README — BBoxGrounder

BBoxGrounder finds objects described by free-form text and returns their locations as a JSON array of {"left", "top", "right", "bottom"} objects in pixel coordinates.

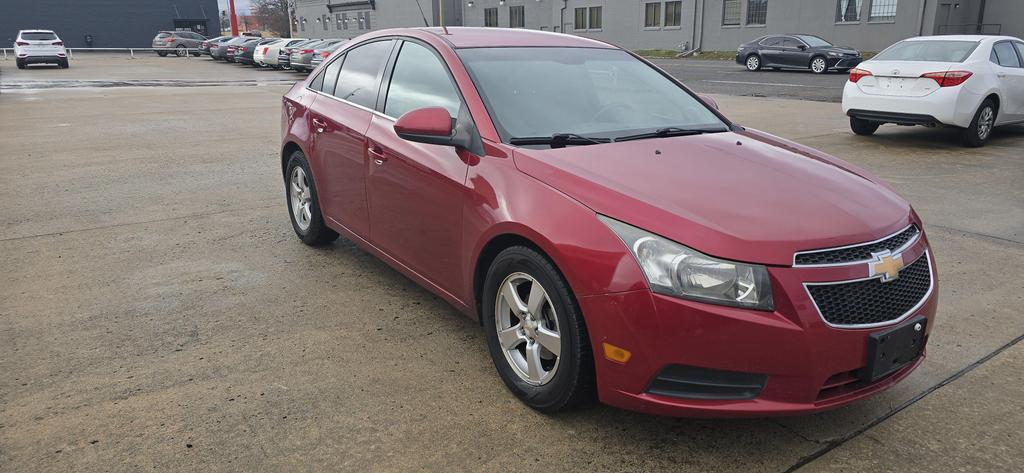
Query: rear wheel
[
  {"left": 285, "top": 151, "right": 338, "bottom": 246},
  {"left": 157, "top": 51, "right": 168, "bottom": 57},
  {"left": 850, "top": 117, "right": 880, "bottom": 136},
  {"left": 482, "top": 246, "right": 595, "bottom": 413},
  {"left": 175, "top": 44, "right": 187, "bottom": 57},
  {"left": 810, "top": 56, "right": 828, "bottom": 74},
  {"left": 16, "top": 58, "right": 26, "bottom": 69},
  {"left": 58, "top": 59, "right": 69, "bottom": 69},
  {"left": 962, "top": 99, "right": 996, "bottom": 147},
  {"left": 745, "top": 54, "right": 762, "bottom": 71}
]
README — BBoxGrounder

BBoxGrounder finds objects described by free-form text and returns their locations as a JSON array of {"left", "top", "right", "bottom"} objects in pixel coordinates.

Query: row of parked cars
[{"left": 195, "top": 35, "right": 347, "bottom": 72}]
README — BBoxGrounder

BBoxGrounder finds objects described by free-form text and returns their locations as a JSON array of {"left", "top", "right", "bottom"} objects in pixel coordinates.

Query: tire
[
  {"left": 810, "top": 56, "right": 828, "bottom": 74},
  {"left": 175, "top": 45, "right": 187, "bottom": 57},
  {"left": 284, "top": 151, "right": 339, "bottom": 246},
  {"left": 482, "top": 246, "right": 595, "bottom": 413},
  {"left": 16, "top": 59, "right": 26, "bottom": 69},
  {"left": 850, "top": 117, "right": 880, "bottom": 136},
  {"left": 59, "top": 59, "right": 69, "bottom": 69},
  {"left": 745, "top": 54, "right": 762, "bottom": 71},
  {"left": 961, "top": 99, "right": 997, "bottom": 147},
  {"left": 157, "top": 51, "right": 168, "bottom": 57}
]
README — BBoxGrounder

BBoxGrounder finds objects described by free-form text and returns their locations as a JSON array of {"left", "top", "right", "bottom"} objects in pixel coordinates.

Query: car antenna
[{"left": 439, "top": 0, "right": 449, "bottom": 35}]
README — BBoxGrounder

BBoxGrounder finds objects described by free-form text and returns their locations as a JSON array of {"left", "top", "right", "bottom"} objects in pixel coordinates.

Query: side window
[
  {"left": 384, "top": 42, "right": 462, "bottom": 119},
  {"left": 760, "top": 36, "right": 782, "bottom": 47},
  {"left": 1016, "top": 43, "right": 1024, "bottom": 64},
  {"left": 321, "top": 55, "right": 345, "bottom": 96},
  {"left": 334, "top": 40, "right": 393, "bottom": 108},
  {"left": 992, "top": 41, "right": 1021, "bottom": 68},
  {"left": 782, "top": 38, "right": 802, "bottom": 48}
]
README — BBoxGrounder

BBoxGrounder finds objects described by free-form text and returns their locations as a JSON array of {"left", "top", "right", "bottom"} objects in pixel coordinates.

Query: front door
[
  {"left": 366, "top": 40, "right": 470, "bottom": 296},
  {"left": 992, "top": 41, "right": 1024, "bottom": 121},
  {"left": 780, "top": 38, "right": 809, "bottom": 68}
]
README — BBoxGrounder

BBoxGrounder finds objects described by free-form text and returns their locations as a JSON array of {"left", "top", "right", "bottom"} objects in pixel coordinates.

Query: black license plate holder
[{"left": 858, "top": 315, "right": 927, "bottom": 382}]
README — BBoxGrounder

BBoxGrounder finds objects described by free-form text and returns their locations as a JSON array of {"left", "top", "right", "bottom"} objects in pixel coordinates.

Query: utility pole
[
  {"left": 287, "top": 0, "right": 296, "bottom": 38},
  {"left": 229, "top": 0, "right": 239, "bottom": 35}
]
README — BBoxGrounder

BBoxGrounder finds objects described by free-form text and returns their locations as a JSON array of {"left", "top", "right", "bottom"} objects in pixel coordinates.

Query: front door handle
[
  {"left": 368, "top": 145, "right": 386, "bottom": 165},
  {"left": 311, "top": 118, "right": 326, "bottom": 133}
]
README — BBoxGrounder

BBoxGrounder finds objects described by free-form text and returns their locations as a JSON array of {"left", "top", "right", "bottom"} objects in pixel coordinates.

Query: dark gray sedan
[{"left": 735, "top": 34, "right": 862, "bottom": 74}]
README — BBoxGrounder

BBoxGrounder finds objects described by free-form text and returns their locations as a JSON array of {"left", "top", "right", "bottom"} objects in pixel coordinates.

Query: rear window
[
  {"left": 156, "top": 32, "right": 172, "bottom": 39},
  {"left": 22, "top": 32, "right": 57, "bottom": 41},
  {"left": 873, "top": 40, "right": 979, "bottom": 62}
]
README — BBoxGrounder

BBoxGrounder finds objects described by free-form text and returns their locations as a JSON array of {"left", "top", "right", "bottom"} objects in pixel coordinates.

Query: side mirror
[
  {"left": 698, "top": 94, "right": 719, "bottom": 110},
  {"left": 797, "top": 44, "right": 807, "bottom": 51},
  {"left": 394, "top": 107, "right": 456, "bottom": 146}
]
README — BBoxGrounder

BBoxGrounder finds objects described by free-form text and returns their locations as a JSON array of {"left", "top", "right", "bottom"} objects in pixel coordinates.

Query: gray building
[
  {"left": 295, "top": 0, "right": 1023, "bottom": 52},
  {"left": 2, "top": 0, "right": 219, "bottom": 48}
]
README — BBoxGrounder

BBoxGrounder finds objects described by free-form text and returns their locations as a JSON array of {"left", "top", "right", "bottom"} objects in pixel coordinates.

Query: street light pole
[{"left": 229, "top": 0, "right": 239, "bottom": 35}]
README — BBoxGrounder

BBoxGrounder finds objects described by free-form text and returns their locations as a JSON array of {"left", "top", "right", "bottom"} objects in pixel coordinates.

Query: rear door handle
[
  {"left": 996, "top": 72, "right": 1006, "bottom": 78},
  {"left": 311, "top": 118, "right": 326, "bottom": 133},
  {"left": 368, "top": 144, "right": 386, "bottom": 165}
]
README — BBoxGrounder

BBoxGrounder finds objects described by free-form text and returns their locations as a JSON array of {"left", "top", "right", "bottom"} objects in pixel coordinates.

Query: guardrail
[{"left": 2, "top": 47, "right": 203, "bottom": 60}]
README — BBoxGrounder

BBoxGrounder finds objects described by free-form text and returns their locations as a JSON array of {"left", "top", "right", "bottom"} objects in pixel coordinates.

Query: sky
[{"left": 217, "top": 0, "right": 252, "bottom": 15}]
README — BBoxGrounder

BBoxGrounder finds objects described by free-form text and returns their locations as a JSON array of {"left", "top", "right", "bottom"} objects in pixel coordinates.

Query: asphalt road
[
  {"left": 1, "top": 55, "right": 1023, "bottom": 472},
  {"left": 651, "top": 58, "right": 851, "bottom": 102}
]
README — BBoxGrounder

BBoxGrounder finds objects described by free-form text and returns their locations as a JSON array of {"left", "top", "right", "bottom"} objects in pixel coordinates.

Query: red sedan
[{"left": 280, "top": 28, "right": 937, "bottom": 418}]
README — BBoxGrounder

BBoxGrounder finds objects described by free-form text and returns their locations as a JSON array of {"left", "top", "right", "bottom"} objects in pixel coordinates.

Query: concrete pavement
[{"left": 1, "top": 56, "right": 1022, "bottom": 472}]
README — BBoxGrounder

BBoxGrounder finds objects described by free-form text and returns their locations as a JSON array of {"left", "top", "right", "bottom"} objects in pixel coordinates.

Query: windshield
[
  {"left": 23, "top": 32, "right": 57, "bottom": 41},
  {"left": 457, "top": 47, "right": 727, "bottom": 143},
  {"left": 795, "top": 35, "right": 831, "bottom": 47},
  {"left": 873, "top": 40, "right": 979, "bottom": 62}
]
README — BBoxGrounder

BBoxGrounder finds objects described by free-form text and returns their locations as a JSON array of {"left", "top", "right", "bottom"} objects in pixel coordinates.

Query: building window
[
  {"left": 644, "top": 3, "right": 661, "bottom": 28},
  {"left": 485, "top": 7, "right": 498, "bottom": 27},
  {"left": 869, "top": 0, "right": 897, "bottom": 22},
  {"left": 300, "top": 17, "right": 306, "bottom": 31},
  {"left": 722, "top": 0, "right": 741, "bottom": 26},
  {"left": 835, "top": 0, "right": 862, "bottom": 22},
  {"left": 510, "top": 5, "right": 525, "bottom": 28},
  {"left": 575, "top": 8, "right": 586, "bottom": 30},
  {"left": 589, "top": 6, "right": 602, "bottom": 29},
  {"left": 323, "top": 14, "right": 330, "bottom": 31},
  {"left": 665, "top": 1, "right": 682, "bottom": 27},
  {"left": 342, "top": 13, "right": 348, "bottom": 30},
  {"left": 336, "top": 13, "right": 342, "bottom": 30},
  {"left": 746, "top": 0, "right": 767, "bottom": 25}
]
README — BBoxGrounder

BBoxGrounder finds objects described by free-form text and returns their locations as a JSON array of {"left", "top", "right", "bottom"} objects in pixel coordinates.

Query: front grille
[
  {"left": 795, "top": 225, "right": 919, "bottom": 266},
  {"left": 806, "top": 253, "right": 931, "bottom": 327}
]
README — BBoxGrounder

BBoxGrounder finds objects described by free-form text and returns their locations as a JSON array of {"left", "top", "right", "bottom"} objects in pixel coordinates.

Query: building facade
[
  {"left": 2, "top": 0, "right": 219, "bottom": 48},
  {"left": 292, "top": 0, "right": 1023, "bottom": 52}
]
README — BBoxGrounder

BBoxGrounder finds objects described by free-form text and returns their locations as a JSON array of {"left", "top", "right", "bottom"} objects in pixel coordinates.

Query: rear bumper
[
  {"left": 841, "top": 81, "right": 980, "bottom": 128},
  {"left": 579, "top": 239, "right": 938, "bottom": 418},
  {"left": 18, "top": 55, "right": 66, "bottom": 64}
]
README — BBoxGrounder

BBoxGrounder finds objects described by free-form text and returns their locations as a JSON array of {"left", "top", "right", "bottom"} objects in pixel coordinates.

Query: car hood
[{"left": 512, "top": 129, "right": 912, "bottom": 266}]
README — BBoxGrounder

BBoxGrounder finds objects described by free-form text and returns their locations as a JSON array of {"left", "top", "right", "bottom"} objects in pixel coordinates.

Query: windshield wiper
[
  {"left": 509, "top": 133, "right": 611, "bottom": 149},
  {"left": 613, "top": 127, "right": 724, "bottom": 143}
]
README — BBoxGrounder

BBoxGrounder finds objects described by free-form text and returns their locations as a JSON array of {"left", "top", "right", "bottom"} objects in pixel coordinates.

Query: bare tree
[{"left": 251, "top": 0, "right": 292, "bottom": 37}]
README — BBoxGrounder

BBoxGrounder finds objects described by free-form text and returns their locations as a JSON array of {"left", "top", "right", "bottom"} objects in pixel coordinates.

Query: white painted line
[{"left": 704, "top": 80, "right": 844, "bottom": 89}]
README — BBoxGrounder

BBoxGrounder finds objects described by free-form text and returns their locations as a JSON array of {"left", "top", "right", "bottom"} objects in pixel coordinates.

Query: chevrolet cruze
[{"left": 281, "top": 28, "right": 938, "bottom": 417}]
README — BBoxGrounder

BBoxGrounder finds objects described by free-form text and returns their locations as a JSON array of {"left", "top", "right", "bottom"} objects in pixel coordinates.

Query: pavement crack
[
  {"left": 769, "top": 419, "right": 827, "bottom": 445},
  {"left": 781, "top": 331, "right": 1024, "bottom": 472},
  {"left": 926, "top": 223, "right": 1024, "bottom": 247}
]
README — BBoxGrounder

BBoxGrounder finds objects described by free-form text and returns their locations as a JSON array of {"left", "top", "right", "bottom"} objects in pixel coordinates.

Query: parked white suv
[
  {"left": 13, "top": 29, "right": 69, "bottom": 69},
  {"left": 842, "top": 35, "right": 1024, "bottom": 147}
]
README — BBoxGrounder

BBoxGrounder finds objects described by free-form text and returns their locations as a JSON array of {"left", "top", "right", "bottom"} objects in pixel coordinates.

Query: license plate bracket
[{"left": 858, "top": 315, "right": 927, "bottom": 382}]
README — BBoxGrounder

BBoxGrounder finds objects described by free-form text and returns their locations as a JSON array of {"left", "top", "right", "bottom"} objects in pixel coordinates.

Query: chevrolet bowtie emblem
[{"left": 869, "top": 251, "right": 904, "bottom": 282}]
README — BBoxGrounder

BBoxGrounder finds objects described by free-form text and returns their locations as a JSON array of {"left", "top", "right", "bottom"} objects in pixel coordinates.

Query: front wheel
[
  {"left": 285, "top": 151, "right": 338, "bottom": 246},
  {"left": 850, "top": 116, "right": 880, "bottom": 136},
  {"left": 745, "top": 54, "right": 761, "bottom": 71},
  {"left": 175, "top": 45, "right": 187, "bottom": 57},
  {"left": 962, "top": 99, "right": 996, "bottom": 147},
  {"left": 482, "top": 246, "right": 595, "bottom": 413},
  {"left": 810, "top": 57, "right": 828, "bottom": 74}
]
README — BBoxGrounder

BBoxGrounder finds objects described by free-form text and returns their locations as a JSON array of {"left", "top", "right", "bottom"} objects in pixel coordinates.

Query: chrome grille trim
[{"left": 793, "top": 224, "right": 920, "bottom": 267}]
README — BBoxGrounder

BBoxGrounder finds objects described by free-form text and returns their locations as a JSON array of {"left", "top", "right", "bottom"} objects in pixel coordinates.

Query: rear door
[
  {"left": 306, "top": 39, "right": 396, "bottom": 239},
  {"left": 991, "top": 41, "right": 1024, "bottom": 121},
  {"left": 758, "top": 36, "right": 784, "bottom": 66},
  {"left": 365, "top": 39, "right": 471, "bottom": 296}
]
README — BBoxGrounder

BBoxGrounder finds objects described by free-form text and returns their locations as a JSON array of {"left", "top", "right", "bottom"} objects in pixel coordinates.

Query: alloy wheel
[
  {"left": 494, "top": 272, "right": 562, "bottom": 386},
  {"left": 746, "top": 55, "right": 760, "bottom": 71},
  {"left": 811, "top": 58, "right": 827, "bottom": 73},
  {"left": 978, "top": 106, "right": 994, "bottom": 140},
  {"left": 289, "top": 166, "right": 312, "bottom": 231}
]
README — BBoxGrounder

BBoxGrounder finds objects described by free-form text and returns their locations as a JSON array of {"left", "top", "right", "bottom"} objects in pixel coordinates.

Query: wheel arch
[
  {"left": 472, "top": 232, "right": 565, "bottom": 324},
  {"left": 281, "top": 140, "right": 304, "bottom": 177}
]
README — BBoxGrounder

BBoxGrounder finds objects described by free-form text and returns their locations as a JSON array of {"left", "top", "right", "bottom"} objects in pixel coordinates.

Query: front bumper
[
  {"left": 829, "top": 56, "right": 863, "bottom": 69},
  {"left": 580, "top": 238, "right": 937, "bottom": 418}
]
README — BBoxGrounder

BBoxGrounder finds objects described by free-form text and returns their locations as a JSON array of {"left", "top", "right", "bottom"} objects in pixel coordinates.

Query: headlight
[
  {"left": 828, "top": 52, "right": 841, "bottom": 57},
  {"left": 599, "top": 216, "right": 774, "bottom": 311}
]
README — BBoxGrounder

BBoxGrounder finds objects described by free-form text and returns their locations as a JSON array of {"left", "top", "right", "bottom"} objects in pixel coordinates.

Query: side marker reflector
[{"left": 603, "top": 342, "right": 632, "bottom": 364}]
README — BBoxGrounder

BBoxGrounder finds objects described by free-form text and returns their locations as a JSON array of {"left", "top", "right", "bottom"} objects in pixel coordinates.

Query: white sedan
[
  {"left": 842, "top": 35, "right": 1024, "bottom": 147},
  {"left": 256, "top": 38, "right": 307, "bottom": 68}
]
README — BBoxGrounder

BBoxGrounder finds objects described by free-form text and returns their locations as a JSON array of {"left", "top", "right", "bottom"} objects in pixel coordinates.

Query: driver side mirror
[
  {"left": 394, "top": 107, "right": 456, "bottom": 146},
  {"left": 797, "top": 44, "right": 807, "bottom": 51},
  {"left": 698, "top": 94, "right": 719, "bottom": 110}
]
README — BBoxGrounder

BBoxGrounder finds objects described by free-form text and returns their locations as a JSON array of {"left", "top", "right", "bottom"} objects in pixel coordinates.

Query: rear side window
[
  {"left": 156, "top": 32, "right": 172, "bottom": 39},
  {"left": 334, "top": 40, "right": 393, "bottom": 109},
  {"left": 759, "top": 36, "right": 782, "bottom": 47},
  {"left": 1016, "top": 43, "right": 1024, "bottom": 62},
  {"left": 321, "top": 57, "right": 344, "bottom": 96},
  {"left": 873, "top": 40, "right": 979, "bottom": 62},
  {"left": 384, "top": 42, "right": 462, "bottom": 118},
  {"left": 22, "top": 32, "right": 58, "bottom": 41},
  {"left": 991, "top": 41, "right": 1022, "bottom": 68}
]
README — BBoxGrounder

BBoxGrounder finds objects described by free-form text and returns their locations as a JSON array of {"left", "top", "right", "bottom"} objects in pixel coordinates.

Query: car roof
[
  {"left": 19, "top": 29, "right": 56, "bottom": 33},
  {"left": 903, "top": 35, "right": 1020, "bottom": 42},
  {"left": 373, "top": 27, "right": 615, "bottom": 49}
]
